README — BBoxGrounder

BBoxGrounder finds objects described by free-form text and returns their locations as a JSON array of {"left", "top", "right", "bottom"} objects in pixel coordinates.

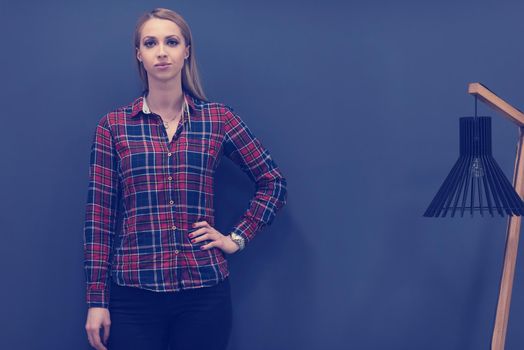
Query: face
[{"left": 136, "top": 18, "right": 190, "bottom": 85}]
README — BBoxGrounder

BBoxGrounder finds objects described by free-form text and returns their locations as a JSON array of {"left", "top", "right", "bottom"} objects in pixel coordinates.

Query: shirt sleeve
[
  {"left": 83, "top": 115, "right": 120, "bottom": 308},
  {"left": 222, "top": 107, "right": 288, "bottom": 245}
]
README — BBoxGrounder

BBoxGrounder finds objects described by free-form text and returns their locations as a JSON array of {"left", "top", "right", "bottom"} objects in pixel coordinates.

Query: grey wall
[{"left": 2, "top": 0, "right": 524, "bottom": 349}]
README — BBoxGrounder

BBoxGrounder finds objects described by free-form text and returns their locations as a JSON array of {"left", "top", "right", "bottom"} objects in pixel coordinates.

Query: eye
[
  {"left": 143, "top": 39, "right": 156, "bottom": 48},
  {"left": 167, "top": 39, "right": 179, "bottom": 47}
]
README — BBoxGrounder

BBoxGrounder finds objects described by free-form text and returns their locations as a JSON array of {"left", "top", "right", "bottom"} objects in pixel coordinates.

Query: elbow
[{"left": 276, "top": 175, "right": 288, "bottom": 209}]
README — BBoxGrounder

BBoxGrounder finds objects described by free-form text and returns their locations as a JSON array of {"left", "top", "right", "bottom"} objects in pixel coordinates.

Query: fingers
[
  {"left": 201, "top": 240, "right": 219, "bottom": 250},
  {"left": 102, "top": 321, "right": 111, "bottom": 346},
  {"left": 188, "top": 226, "right": 209, "bottom": 238},
  {"left": 192, "top": 220, "right": 210, "bottom": 228},
  {"left": 190, "top": 221, "right": 227, "bottom": 250},
  {"left": 191, "top": 231, "right": 219, "bottom": 244},
  {"left": 86, "top": 325, "right": 107, "bottom": 350},
  {"left": 189, "top": 221, "right": 219, "bottom": 242},
  {"left": 87, "top": 330, "right": 94, "bottom": 348}
]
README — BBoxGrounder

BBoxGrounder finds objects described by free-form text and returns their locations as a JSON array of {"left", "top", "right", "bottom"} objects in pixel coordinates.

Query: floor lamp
[
  {"left": 470, "top": 83, "right": 524, "bottom": 350},
  {"left": 425, "top": 82, "right": 524, "bottom": 349}
]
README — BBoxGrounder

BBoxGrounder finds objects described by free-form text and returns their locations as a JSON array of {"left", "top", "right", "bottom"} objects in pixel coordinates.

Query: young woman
[{"left": 83, "top": 8, "right": 287, "bottom": 350}]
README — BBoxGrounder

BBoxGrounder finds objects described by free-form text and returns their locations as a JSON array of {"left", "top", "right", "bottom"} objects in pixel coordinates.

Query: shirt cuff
[
  {"left": 230, "top": 216, "right": 262, "bottom": 245},
  {"left": 86, "top": 282, "right": 110, "bottom": 309}
]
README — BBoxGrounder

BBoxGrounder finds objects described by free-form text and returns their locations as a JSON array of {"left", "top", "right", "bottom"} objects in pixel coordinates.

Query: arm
[
  {"left": 83, "top": 115, "right": 120, "bottom": 309},
  {"left": 222, "top": 107, "right": 288, "bottom": 246}
]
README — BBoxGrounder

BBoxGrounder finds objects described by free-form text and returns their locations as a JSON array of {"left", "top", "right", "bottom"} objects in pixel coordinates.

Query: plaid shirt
[{"left": 83, "top": 93, "right": 287, "bottom": 308}]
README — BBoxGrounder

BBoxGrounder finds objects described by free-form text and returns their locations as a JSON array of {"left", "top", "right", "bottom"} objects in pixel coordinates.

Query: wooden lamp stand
[{"left": 468, "top": 82, "right": 524, "bottom": 350}]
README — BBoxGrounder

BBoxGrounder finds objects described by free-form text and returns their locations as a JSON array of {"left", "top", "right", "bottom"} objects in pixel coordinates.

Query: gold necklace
[
  {"left": 163, "top": 115, "right": 178, "bottom": 129},
  {"left": 163, "top": 100, "right": 189, "bottom": 129}
]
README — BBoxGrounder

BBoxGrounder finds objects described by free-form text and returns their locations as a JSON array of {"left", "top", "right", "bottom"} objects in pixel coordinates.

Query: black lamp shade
[{"left": 424, "top": 117, "right": 524, "bottom": 217}]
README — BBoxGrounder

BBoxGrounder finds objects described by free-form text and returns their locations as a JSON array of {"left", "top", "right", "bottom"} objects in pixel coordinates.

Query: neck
[{"left": 146, "top": 76, "right": 184, "bottom": 113}]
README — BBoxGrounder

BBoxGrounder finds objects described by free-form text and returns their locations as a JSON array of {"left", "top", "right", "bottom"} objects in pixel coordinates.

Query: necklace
[
  {"left": 161, "top": 100, "right": 189, "bottom": 130},
  {"left": 163, "top": 114, "right": 179, "bottom": 129},
  {"left": 144, "top": 96, "right": 190, "bottom": 130},
  {"left": 163, "top": 104, "right": 182, "bottom": 129}
]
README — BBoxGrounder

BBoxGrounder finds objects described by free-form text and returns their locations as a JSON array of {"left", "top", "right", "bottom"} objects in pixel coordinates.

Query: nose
[{"left": 157, "top": 44, "right": 167, "bottom": 57}]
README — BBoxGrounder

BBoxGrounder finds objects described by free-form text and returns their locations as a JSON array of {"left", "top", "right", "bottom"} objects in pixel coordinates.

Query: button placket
[{"left": 166, "top": 149, "right": 178, "bottom": 252}]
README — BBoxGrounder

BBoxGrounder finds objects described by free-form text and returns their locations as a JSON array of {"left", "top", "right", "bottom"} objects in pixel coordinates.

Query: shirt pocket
[{"left": 182, "top": 135, "right": 221, "bottom": 172}]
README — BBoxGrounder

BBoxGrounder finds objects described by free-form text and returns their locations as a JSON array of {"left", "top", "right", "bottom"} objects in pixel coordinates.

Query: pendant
[{"left": 164, "top": 122, "right": 169, "bottom": 129}]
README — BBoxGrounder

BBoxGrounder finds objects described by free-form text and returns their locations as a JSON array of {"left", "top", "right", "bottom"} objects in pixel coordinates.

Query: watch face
[{"left": 230, "top": 233, "right": 244, "bottom": 249}]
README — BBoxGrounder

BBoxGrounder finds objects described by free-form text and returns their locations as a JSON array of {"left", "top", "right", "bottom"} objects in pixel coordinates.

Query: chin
[
  {"left": 149, "top": 74, "right": 182, "bottom": 83},
  {"left": 151, "top": 71, "right": 181, "bottom": 82}
]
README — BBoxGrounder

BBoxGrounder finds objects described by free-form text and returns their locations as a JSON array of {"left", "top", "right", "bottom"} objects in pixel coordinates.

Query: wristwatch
[{"left": 229, "top": 232, "right": 245, "bottom": 251}]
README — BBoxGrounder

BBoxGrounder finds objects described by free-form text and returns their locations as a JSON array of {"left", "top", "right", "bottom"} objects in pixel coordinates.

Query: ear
[
  {"left": 185, "top": 45, "right": 190, "bottom": 59},
  {"left": 136, "top": 48, "right": 142, "bottom": 62}
]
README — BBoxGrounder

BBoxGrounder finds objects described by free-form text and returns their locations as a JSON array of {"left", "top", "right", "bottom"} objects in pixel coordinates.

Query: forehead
[{"left": 140, "top": 18, "right": 183, "bottom": 39}]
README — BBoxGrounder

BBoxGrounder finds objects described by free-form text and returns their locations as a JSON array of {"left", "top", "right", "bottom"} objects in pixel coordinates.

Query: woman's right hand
[{"left": 85, "top": 307, "right": 111, "bottom": 350}]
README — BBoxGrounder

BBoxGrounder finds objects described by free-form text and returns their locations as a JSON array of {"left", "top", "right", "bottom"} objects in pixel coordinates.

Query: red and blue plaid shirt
[{"left": 83, "top": 93, "right": 287, "bottom": 308}]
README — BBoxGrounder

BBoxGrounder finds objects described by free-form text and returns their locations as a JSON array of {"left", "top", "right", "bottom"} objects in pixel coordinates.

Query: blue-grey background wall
[{"left": 2, "top": 0, "right": 524, "bottom": 349}]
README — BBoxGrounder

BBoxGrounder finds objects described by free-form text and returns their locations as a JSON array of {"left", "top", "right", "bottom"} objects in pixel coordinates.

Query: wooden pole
[
  {"left": 491, "top": 130, "right": 524, "bottom": 350},
  {"left": 468, "top": 83, "right": 524, "bottom": 350}
]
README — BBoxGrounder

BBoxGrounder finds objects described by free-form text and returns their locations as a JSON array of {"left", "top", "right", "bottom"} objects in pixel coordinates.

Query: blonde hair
[{"left": 134, "top": 8, "right": 207, "bottom": 100}]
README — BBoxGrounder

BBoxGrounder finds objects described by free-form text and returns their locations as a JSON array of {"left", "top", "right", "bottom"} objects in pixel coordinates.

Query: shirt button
[
  {"left": 169, "top": 200, "right": 174, "bottom": 205},
  {"left": 174, "top": 250, "right": 179, "bottom": 254},
  {"left": 167, "top": 152, "right": 172, "bottom": 157},
  {"left": 168, "top": 176, "right": 173, "bottom": 181},
  {"left": 172, "top": 225, "right": 177, "bottom": 230}
]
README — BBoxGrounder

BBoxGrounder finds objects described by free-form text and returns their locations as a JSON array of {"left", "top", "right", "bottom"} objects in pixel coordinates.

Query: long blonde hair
[{"left": 134, "top": 8, "right": 207, "bottom": 100}]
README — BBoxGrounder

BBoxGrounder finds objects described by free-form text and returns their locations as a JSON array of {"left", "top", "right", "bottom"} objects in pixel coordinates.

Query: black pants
[{"left": 107, "top": 278, "right": 232, "bottom": 350}]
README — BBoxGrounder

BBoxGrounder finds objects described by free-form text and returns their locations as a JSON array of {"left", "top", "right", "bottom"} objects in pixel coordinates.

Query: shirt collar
[
  {"left": 129, "top": 92, "right": 198, "bottom": 119},
  {"left": 142, "top": 96, "right": 152, "bottom": 114}
]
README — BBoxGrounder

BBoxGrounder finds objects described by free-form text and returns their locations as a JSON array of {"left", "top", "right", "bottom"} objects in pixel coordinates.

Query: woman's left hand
[{"left": 190, "top": 221, "right": 240, "bottom": 254}]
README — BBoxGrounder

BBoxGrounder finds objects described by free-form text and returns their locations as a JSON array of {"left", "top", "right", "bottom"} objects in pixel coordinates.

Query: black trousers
[{"left": 107, "top": 278, "right": 232, "bottom": 350}]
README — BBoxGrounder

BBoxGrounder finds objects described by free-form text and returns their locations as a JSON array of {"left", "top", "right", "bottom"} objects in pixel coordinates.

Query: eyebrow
[{"left": 142, "top": 35, "right": 181, "bottom": 41}]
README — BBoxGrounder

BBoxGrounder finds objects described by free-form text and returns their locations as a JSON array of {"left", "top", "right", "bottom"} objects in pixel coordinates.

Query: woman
[{"left": 83, "top": 8, "right": 287, "bottom": 350}]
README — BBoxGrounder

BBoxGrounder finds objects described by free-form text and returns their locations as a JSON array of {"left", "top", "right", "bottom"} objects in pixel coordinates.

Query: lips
[{"left": 155, "top": 63, "right": 171, "bottom": 67}]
